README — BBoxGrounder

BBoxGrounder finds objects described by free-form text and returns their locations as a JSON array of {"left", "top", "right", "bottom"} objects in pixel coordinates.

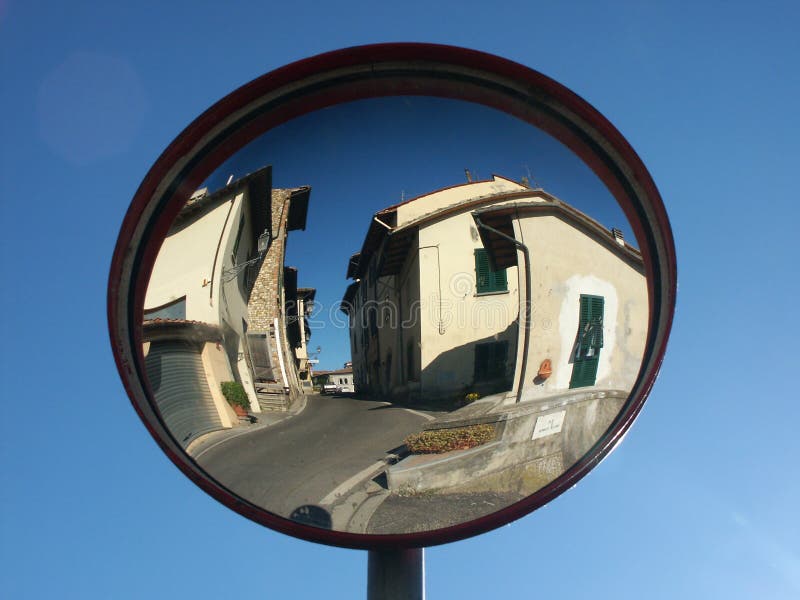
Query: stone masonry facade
[{"left": 247, "top": 188, "right": 301, "bottom": 397}]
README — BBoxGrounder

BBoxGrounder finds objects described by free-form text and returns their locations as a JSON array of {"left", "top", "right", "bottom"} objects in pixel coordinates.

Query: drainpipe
[
  {"left": 473, "top": 214, "right": 531, "bottom": 404},
  {"left": 417, "top": 245, "right": 445, "bottom": 335}
]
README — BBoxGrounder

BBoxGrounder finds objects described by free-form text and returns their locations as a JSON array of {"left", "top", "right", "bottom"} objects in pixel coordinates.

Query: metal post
[{"left": 367, "top": 548, "right": 424, "bottom": 600}]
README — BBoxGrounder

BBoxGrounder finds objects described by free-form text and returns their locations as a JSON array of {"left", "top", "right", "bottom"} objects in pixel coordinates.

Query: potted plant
[{"left": 221, "top": 381, "right": 250, "bottom": 417}]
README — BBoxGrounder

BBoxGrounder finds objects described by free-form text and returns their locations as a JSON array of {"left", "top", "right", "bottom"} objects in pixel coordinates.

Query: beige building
[
  {"left": 282, "top": 280, "right": 317, "bottom": 393},
  {"left": 312, "top": 367, "right": 355, "bottom": 393},
  {"left": 342, "top": 174, "right": 647, "bottom": 406},
  {"left": 142, "top": 165, "right": 312, "bottom": 448}
]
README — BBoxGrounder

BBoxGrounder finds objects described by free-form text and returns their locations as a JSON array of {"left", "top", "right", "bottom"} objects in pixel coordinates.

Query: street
[{"left": 195, "top": 394, "right": 436, "bottom": 522}]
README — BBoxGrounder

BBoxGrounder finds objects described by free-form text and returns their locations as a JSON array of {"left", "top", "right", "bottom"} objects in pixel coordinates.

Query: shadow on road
[{"left": 344, "top": 392, "right": 463, "bottom": 414}]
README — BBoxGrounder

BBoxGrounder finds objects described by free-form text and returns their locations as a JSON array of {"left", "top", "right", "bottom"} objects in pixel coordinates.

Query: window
[
  {"left": 231, "top": 217, "right": 246, "bottom": 263},
  {"left": 569, "top": 295, "right": 604, "bottom": 388},
  {"left": 245, "top": 255, "right": 260, "bottom": 290},
  {"left": 474, "top": 248, "right": 507, "bottom": 294},
  {"left": 246, "top": 332, "right": 275, "bottom": 381},
  {"left": 474, "top": 341, "right": 509, "bottom": 382}
]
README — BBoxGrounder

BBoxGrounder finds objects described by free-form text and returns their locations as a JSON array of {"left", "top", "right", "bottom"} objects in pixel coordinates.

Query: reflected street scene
[{"left": 139, "top": 97, "right": 648, "bottom": 534}]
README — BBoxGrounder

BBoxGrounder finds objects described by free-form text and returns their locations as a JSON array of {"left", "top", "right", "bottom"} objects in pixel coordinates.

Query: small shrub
[
  {"left": 221, "top": 381, "right": 249, "bottom": 408},
  {"left": 404, "top": 424, "right": 495, "bottom": 454},
  {"left": 464, "top": 392, "right": 480, "bottom": 403}
]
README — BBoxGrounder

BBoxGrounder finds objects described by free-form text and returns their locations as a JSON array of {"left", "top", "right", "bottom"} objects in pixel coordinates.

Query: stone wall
[
  {"left": 386, "top": 389, "right": 627, "bottom": 495},
  {"left": 248, "top": 189, "right": 292, "bottom": 386}
]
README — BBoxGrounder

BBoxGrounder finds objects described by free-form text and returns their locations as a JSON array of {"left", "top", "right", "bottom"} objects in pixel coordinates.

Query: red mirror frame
[{"left": 108, "top": 43, "right": 676, "bottom": 549}]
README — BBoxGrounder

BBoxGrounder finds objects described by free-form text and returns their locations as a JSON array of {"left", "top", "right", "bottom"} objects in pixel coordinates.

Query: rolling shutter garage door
[{"left": 145, "top": 340, "right": 223, "bottom": 448}]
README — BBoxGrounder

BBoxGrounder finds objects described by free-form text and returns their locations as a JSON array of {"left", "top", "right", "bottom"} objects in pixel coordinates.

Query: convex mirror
[{"left": 109, "top": 44, "right": 676, "bottom": 548}]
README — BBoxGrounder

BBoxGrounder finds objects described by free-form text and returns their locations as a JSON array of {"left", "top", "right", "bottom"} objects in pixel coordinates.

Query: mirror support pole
[{"left": 367, "top": 547, "right": 425, "bottom": 600}]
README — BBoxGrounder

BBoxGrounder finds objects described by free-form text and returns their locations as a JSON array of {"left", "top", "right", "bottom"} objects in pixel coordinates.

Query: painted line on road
[
  {"left": 319, "top": 460, "right": 387, "bottom": 506},
  {"left": 192, "top": 427, "right": 258, "bottom": 460},
  {"left": 402, "top": 408, "right": 436, "bottom": 421}
]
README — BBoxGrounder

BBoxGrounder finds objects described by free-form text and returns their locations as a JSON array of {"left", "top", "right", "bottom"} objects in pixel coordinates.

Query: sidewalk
[
  {"left": 367, "top": 488, "right": 524, "bottom": 534},
  {"left": 328, "top": 392, "right": 562, "bottom": 534},
  {"left": 187, "top": 394, "right": 308, "bottom": 459},
  {"left": 327, "top": 463, "right": 527, "bottom": 535}
]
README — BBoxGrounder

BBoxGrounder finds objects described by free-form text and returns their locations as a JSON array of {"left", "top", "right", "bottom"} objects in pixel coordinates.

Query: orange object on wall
[{"left": 538, "top": 359, "right": 552, "bottom": 379}]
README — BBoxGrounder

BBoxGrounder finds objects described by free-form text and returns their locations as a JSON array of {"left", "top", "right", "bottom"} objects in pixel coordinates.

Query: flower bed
[{"left": 404, "top": 424, "right": 496, "bottom": 454}]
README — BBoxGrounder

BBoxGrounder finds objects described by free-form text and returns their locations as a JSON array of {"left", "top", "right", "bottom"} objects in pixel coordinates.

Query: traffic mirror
[{"left": 109, "top": 43, "right": 676, "bottom": 550}]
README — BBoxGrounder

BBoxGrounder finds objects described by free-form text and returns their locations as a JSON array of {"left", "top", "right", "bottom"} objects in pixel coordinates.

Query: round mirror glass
[{"left": 110, "top": 44, "right": 675, "bottom": 548}]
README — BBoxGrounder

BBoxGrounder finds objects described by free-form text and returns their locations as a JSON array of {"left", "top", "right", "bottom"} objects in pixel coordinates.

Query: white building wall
[
  {"left": 145, "top": 192, "right": 261, "bottom": 412},
  {"left": 512, "top": 213, "right": 648, "bottom": 402},
  {"left": 347, "top": 182, "right": 647, "bottom": 406},
  {"left": 145, "top": 198, "right": 237, "bottom": 323},
  {"left": 416, "top": 209, "right": 520, "bottom": 397},
  {"left": 217, "top": 196, "right": 260, "bottom": 412}
]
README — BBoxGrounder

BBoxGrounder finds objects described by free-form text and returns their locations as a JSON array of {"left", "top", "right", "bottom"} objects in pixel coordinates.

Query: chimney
[
  {"left": 465, "top": 169, "right": 473, "bottom": 183},
  {"left": 611, "top": 228, "right": 625, "bottom": 246}
]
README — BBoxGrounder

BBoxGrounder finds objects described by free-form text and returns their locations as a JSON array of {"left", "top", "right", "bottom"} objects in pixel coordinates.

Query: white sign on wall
[{"left": 532, "top": 410, "right": 566, "bottom": 440}]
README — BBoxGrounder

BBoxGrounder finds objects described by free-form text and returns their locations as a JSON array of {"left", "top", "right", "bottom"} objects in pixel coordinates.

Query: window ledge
[{"left": 474, "top": 290, "right": 510, "bottom": 297}]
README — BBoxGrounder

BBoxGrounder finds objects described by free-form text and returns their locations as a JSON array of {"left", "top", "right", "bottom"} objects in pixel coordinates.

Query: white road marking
[
  {"left": 319, "top": 460, "right": 387, "bottom": 506},
  {"left": 402, "top": 408, "right": 436, "bottom": 421},
  {"left": 192, "top": 428, "right": 255, "bottom": 459},
  {"left": 369, "top": 400, "right": 434, "bottom": 420}
]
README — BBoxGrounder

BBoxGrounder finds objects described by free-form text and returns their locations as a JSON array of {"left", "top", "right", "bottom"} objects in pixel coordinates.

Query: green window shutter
[
  {"left": 570, "top": 354, "right": 599, "bottom": 388},
  {"left": 474, "top": 340, "right": 509, "bottom": 382},
  {"left": 475, "top": 249, "right": 490, "bottom": 291},
  {"left": 588, "top": 295, "right": 604, "bottom": 349},
  {"left": 474, "top": 249, "right": 508, "bottom": 293},
  {"left": 490, "top": 263, "right": 508, "bottom": 292},
  {"left": 570, "top": 294, "right": 604, "bottom": 389}
]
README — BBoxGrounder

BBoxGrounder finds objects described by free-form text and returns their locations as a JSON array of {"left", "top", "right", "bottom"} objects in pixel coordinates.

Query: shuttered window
[
  {"left": 569, "top": 295, "right": 604, "bottom": 388},
  {"left": 474, "top": 249, "right": 507, "bottom": 294},
  {"left": 246, "top": 332, "right": 275, "bottom": 381},
  {"left": 474, "top": 340, "right": 509, "bottom": 382}
]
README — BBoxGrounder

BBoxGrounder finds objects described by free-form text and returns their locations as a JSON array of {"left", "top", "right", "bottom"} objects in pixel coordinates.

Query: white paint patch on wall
[{"left": 555, "top": 274, "right": 618, "bottom": 389}]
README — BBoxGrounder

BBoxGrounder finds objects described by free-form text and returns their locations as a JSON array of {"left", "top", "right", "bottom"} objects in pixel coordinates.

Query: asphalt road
[{"left": 196, "top": 394, "right": 433, "bottom": 521}]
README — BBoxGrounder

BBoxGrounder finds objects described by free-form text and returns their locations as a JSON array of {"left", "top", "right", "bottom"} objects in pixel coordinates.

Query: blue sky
[{"left": 2, "top": 1, "right": 799, "bottom": 599}]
